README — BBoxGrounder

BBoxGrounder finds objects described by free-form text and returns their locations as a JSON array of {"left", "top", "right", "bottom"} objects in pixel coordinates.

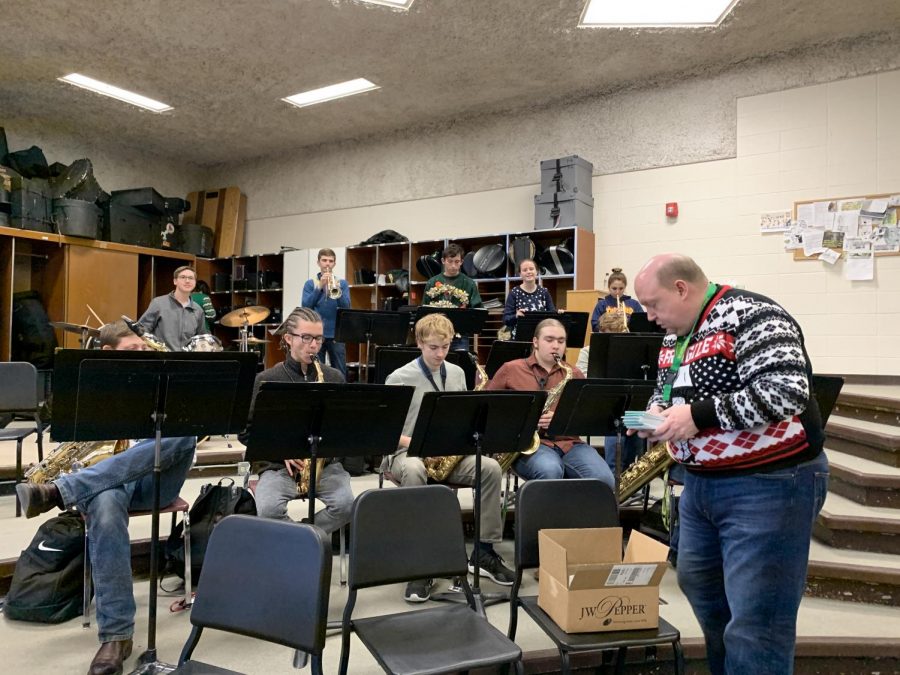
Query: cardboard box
[{"left": 537, "top": 528, "right": 668, "bottom": 633}]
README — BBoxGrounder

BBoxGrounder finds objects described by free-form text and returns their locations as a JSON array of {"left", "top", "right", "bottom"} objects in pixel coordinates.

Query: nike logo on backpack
[{"left": 38, "top": 541, "right": 63, "bottom": 552}]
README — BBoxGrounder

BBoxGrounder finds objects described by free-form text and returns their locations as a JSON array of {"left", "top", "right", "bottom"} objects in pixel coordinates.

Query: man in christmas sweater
[{"left": 632, "top": 253, "right": 827, "bottom": 675}]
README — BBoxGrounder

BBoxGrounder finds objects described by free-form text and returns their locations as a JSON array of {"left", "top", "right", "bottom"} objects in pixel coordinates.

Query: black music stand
[
  {"left": 414, "top": 306, "right": 488, "bottom": 351},
  {"left": 627, "top": 312, "right": 665, "bottom": 333},
  {"left": 407, "top": 390, "right": 545, "bottom": 613},
  {"left": 587, "top": 332, "right": 664, "bottom": 381},
  {"left": 52, "top": 350, "right": 257, "bottom": 674},
  {"left": 373, "top": 345, "right": 477, "bottom": 390},
  {"left": 515, "top": 311, "right": 589, "bottom": 347},
  {"left": 546, "top": 378, "right": 655, "bottom": 496},
  {"left": 243, "top": 382, "right": 413, "bottom": 524},
  {"left": 335, "top": 309, "right": 411, "bottom": 383},
  {"left": 484, "top": 341, "right": 533, "bottom": 379}
]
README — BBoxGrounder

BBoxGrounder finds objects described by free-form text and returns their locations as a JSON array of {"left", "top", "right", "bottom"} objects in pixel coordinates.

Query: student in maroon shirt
[{"left": 487, "top": 318, "right": 614, "bottom": 487}]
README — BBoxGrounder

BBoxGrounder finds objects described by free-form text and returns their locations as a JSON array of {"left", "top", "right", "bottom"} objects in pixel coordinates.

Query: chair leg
[
  {"left": 182, "top": 510, "right": 193, "bottom": 608},
  {"left": 615, "top": 646, "right": 627, "bottom": 675},
  {"left": 339, "top": 524, "right": 347, "bottom": 586},
  {"left": 15, "top": 439, "right": 23, "bottom": 517},
  {"left": 178, "top": 625, "right": 203, "bottom": 665},
  {"left": 673, "top": 639, "right": 685, "bottom": 675},
  {"left": 83, "top": 528, "right": 92, "bottom": 628},
  {"left": 559, "top": 648, "right": 571, "bottom": 675}
]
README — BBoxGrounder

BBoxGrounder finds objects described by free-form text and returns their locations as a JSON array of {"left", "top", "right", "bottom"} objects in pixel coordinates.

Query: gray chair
[
  {"left": 509, "top": 478, "right": 683, "bottom": 675},
  {"left": 173, "top": 515, "right": 331, "bottom": 675},
  {"left": 0, "top": 362, "right": 46, "bottom": 516},
  {"left": 338, "top": 485, "right": 523, "bottom": 675}
]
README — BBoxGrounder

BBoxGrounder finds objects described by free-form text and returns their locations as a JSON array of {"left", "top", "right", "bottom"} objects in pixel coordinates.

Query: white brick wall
[{"left": 595, "top": 70, "right": 900, "bottom": 375}]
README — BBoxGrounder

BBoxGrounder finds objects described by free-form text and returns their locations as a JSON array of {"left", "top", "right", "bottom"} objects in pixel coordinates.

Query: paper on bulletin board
[
  {"left": 844, "top": 239, "right": 874, "bottom": 281},
  {"left": 803, "top": 229, "right": 826, "bottom": 256},
  {"left": 819, "top": 249, "right": 841, "bottom": 265},
  {"left": 760, "top": 210, "right": 791, "bottom": 233}
]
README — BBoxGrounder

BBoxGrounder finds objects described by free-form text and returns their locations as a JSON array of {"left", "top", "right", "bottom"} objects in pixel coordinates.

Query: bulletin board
[{"left": 790, "top": 192, "right": 900, "bottom": 261}]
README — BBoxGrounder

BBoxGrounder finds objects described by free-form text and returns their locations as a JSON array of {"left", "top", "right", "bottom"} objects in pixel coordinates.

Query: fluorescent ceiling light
[
  {"left": 580, "top": 0, "right": 740, "bottom": 27},
  {"left": 356, "top": 0, "right": 415, "bottom": 8},
  {"left": 282, "top": 78, "right": 380, "bottom": 109},
  {"left": 58, "top": 73, "right": 173, "bottom": 112}
]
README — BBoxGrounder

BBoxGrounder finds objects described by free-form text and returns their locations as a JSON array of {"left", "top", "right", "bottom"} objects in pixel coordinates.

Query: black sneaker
[
  {"left": 404, "top": 578, "right": 434, "bottom": 603},
  {"left": 469, "top": 550, "right": 515, "bottom": 586}
]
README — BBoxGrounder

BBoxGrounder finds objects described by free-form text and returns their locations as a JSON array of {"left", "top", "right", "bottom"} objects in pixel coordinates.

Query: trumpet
[{"left": 326, "top": 272, "right": 342, "bottom": 300}]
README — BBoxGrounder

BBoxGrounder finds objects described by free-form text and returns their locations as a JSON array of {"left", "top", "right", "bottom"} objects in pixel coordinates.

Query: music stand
[
  {"left": 407, "top": 390, "right": 545, "bottom": 613},
  {"left": 52, "top": 350, "right": 257, "bottom": 674},
  {"left": 545, "top": 378, "right": 656, "bottom": 496},
  {"left": 373, "top": 345, "right": 477, "bottom": 390},
  {"left": 243, "top": 383, "right": 413, "bottom": 524},
  {"left": 484, "top": 341, "right": 533, "bottom": 379},
  {"left": 335, "top": 309, "right": 411, "bottom": 383},
  {"left": 415, "top": 306, "right": 488, "bottom": 352},
  {"left": 627, "top": 312, "right": 665, "bottom": 334},
  {"left": 514, "top": 311, "right": 589, "bottom": 347},
  {"left": 587, "top": 332, "right": 664, "bottom": 381}
]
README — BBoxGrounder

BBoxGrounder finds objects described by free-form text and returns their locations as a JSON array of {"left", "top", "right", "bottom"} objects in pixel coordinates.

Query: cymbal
[
  {"left": 245, "top": 337, "right": 268, "bottom": 345},
  {"left": 219, "top": 306, "right": 270, "bottom": 327},
  {"left": 50, "top": 321, "right": 101, "bottom": 336}
]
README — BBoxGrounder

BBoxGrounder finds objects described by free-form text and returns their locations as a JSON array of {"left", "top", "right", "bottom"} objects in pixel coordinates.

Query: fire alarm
[{"left": 666, "top": 202, "right": 678, "bottom": 218}]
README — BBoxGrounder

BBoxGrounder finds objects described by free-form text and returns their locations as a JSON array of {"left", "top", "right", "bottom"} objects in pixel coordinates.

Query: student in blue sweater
[
  {"left": 301, "top": 248, "right": 350, "bottom": 377},
  {"left": 591, "top": 267, "right": 643, "bottom": 333}
]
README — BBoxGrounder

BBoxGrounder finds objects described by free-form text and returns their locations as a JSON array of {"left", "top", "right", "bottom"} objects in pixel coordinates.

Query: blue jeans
[
  {"left": 604, "top": 434, "right": 644, "bottom": 477},
  {"left": 254, "top": 462, "right": 353, "bottom": 535},
  {"left": 513, "top": 442, "right": 615, "bottom": 491},
  {"left": 676, "top": 452, "right": 829, "bottom": 675},
  {"left": 318, "top": 338, "right": 347, "bottom": 378},
  {"left": 55, "top": 436, "right": 196, "bottom": 643}
]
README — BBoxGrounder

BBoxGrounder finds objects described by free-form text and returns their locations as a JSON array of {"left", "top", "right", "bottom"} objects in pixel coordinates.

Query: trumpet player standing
[{"left": 302, "top": 248, "right": 350, "bottom": 377}]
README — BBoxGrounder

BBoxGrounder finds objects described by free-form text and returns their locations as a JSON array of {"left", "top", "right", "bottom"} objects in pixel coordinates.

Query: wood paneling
[{"left": 64, "top": 247, "right": 138, "bottom": 347}]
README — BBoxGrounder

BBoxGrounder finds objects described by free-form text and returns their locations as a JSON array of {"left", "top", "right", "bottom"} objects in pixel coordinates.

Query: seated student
[
  {"left": 486, "top": 318, "right": 614, "bottom": 488},
  {"left": 591, "top": 267, "right": 643, "bottom": 333},
  {"left": 502, "top": 258, "right": 556, "bottom": 339},
  {"left": 16, "top": 319, "right": 197, "bottom": 675},
  {"left": 245, "top": 307, "right": 353, "bottom": 537},
  {"left": 385, "top": 312, "right": 514, "bottom": 602}
]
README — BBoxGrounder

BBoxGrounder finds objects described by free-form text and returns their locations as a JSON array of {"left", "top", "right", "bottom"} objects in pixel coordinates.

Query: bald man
[{"left": 632, "top": 253, "right": 827, "bottom": 675}]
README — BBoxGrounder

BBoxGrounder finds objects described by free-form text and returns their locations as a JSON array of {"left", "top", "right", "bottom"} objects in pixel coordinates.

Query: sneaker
[
  {"left": 469, "top": 550, "right": 515, "bottom": 586},
  {"left": 404, "top": 578, "right": 434, "bottom": 603}
]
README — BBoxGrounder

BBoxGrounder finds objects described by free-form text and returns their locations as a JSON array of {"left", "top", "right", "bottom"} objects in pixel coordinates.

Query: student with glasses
[
  {"left": 137, "top": 265, "right": 207, "bottom": 350},
  {"left": 242, "top": 307, "right": 353, "bottom": 535}
]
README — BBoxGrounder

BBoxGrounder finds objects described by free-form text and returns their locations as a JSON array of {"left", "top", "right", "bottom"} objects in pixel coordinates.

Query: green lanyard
[{"left": 662, "top": 282, "right": 718, "bottom": 403}]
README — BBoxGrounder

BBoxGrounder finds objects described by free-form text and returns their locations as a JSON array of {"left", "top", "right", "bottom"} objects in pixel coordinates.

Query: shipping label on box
[{"left": 537, "top": 528, "right": 669, "bottom": 633}]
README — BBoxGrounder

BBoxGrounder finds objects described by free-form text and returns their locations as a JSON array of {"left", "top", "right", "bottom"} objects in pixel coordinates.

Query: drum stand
[{"left": 237, "top": 322, "right": 250, "bottom": 352}]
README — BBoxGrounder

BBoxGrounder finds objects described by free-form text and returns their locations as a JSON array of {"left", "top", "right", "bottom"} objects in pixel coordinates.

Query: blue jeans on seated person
[
  {"left": 513, "top": 442, "right": 615, "bottom": 491},
  {"left": 676, "top": 452, "right": 829, "bottom": 675},
  {"left": 54, "top": 436, "right": 196, "bottom": 643}
]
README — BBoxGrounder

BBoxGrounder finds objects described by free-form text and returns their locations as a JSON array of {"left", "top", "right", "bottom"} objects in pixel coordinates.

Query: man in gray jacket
[{"left": 138, "top": 265, "right": 206, "bottom": 350}]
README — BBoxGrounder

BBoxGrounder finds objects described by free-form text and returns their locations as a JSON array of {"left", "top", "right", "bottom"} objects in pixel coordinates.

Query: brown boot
[
  {"left": 87, "top": 639, "right": 133, "bottom": 675},
  {"left": 15, "top": 482, "right": 62, "bottom": 519}
]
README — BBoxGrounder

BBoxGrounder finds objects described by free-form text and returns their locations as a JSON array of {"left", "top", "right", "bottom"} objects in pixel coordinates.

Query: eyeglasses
[
  {"left": 287, "top": 332, "right": 325, "bottom": 345},
  {"left": 176, "top": 275, "right": 196, "bottom": 280}
]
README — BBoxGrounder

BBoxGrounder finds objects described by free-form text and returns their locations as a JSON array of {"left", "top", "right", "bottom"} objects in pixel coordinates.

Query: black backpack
[
  {"left": 12, "top": 290, "right": 57, "bottom": 369},
  {"left": 164, "top": 479, "right": 256, "bottom": 582},
  {"left": 5, "top": 511, "right": 88, "bottom": 623}
]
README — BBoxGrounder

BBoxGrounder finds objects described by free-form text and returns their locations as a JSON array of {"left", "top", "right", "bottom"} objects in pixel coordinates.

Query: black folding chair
[
  {"left": 173, "top": 515, "right": 331, "bottom": 675},
  {"left": 338, "top": 485, "right": 523, "bottom": 675},
  {"left": 0, "top": 362, "right": 46, "bottom": 516},
  {"left": 510, "top": 479, "right": 683, "bottom": 675}
]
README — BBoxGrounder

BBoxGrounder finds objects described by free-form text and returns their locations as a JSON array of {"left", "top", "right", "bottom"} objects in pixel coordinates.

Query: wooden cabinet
[
  {"left": 345, "top": 227, "right": 595, "bottom": 366},
  {"left": 0, "top": 226, "right": 194, "bottom": 359},
  {"left": 195, "top": 252, "right": 285, "bottom": 369}
]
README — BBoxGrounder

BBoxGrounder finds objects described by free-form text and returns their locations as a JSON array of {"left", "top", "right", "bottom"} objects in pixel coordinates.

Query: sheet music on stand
[{"left": 514, "top": 311, "right": 589, "bottom": 347}]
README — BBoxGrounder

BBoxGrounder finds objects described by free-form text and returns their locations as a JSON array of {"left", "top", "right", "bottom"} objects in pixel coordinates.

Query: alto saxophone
[
  {"left": 494, "top": 354, "right": 572, "bottom": 473},
  {"left": 296, "top": 357, "right": 327, "bottom": 495},
  {"left": 422, "top": 355, "right": 489, "bottom": 482}
]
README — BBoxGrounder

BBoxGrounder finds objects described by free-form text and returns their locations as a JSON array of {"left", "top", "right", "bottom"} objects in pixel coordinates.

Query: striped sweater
[{"left": 650, "top": 285, "right": 825, "bottom": 473}]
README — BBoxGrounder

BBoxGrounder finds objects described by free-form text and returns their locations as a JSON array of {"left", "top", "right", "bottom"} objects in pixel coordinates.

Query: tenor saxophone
[
  {"left": 26, "top": 439, "right": 131, "bottom": 483},
  {"left": 493, "top": 354, "right": 572, "bottom": 473},
  {"left": 422, "top": 355, "right": 488, "bottom": 482},
  {"left": 296, "top": 358, "right": 327, "bottom": 495},
  {"left": 616, "top": 442, "right": 674, "bottom": 501}
]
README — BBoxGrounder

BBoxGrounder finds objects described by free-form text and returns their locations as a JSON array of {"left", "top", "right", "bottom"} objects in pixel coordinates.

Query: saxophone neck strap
[{"left": 417, "top": 357, "right": 447, "bottom": 392}]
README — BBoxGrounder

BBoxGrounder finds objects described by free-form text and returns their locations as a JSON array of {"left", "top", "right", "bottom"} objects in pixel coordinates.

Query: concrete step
[
  {"left": 825, "top": 415, "right": 900, "bottom": 468},
  {"left": 814, "top": 491, "right": 900, "bottom": 556},
  {"left": 806, "top": 539, "right": 900, "bottom": 607},
  {"left": 833, "top": 383, "right": 900, "bottom": 425},
  {"left": 826, "top": 449, "right": 900, "bottom": 509}
]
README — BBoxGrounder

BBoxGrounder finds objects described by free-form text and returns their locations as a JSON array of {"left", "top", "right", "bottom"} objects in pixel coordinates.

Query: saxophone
[
  {"left": 617, "top": 442, "right": 673, "bottom": 501},
  {"left": 422, "top": 355, "right": 488, "bottom": 482},
  {"left": 296, "top": 357, "right": 327, "bottom": 495},
  {"left": 26, "top": 439, "right": 131, "bottom": 483},
  {"left": 494, "top": 354, "right": 572, "bottom": 473}
]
